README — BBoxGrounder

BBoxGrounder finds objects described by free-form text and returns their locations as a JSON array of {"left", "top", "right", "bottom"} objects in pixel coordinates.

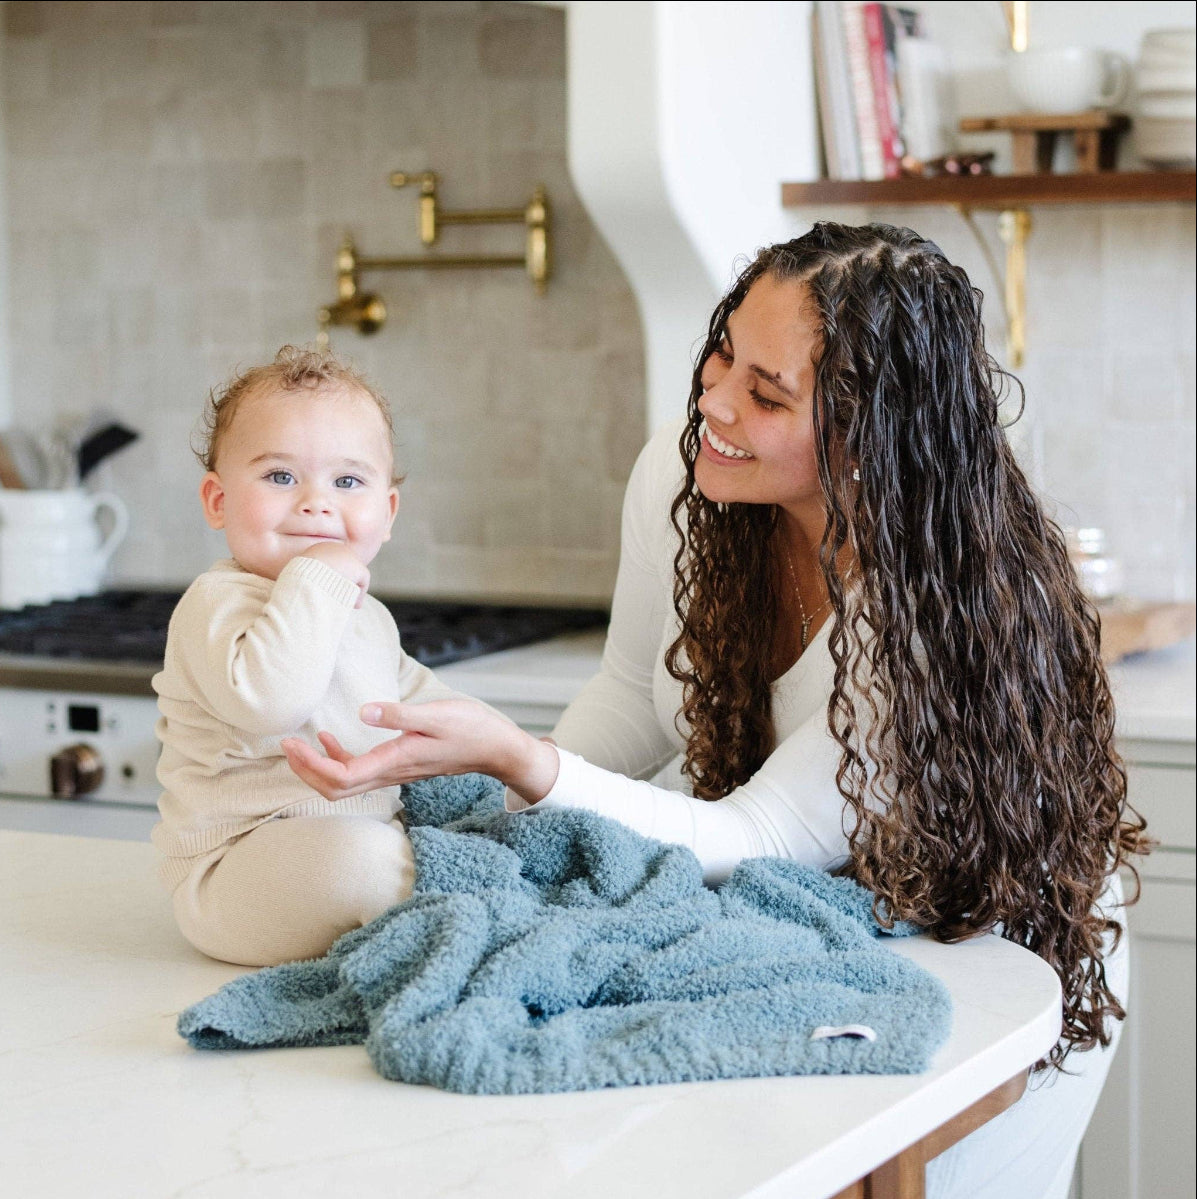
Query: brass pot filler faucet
[{"left": 317, "top": 170, "right": 551, "bottom": 348}]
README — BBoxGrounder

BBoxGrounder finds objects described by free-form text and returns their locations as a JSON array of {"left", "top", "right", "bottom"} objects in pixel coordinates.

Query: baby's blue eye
[
  {"left": 335, "top": 476, "right": 363, "bottom": 489},
  {"left": 266, "top": 470, "right": 294, "bottom": 485}
]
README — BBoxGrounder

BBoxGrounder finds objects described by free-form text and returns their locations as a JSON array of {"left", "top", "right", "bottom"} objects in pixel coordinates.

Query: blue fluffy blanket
[{"left": 178, "top": 775, "right": 952, "bottom": 1094}]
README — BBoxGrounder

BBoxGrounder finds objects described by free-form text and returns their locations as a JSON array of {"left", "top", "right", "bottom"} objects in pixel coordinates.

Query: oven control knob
[{"left": 50, "top": 744, "right": 105, "bottom": 799}]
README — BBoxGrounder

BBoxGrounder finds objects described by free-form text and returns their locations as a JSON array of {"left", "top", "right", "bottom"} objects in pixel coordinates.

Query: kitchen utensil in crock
[{"left": 77, "top": 423, "right": 140, "bottom": 481}]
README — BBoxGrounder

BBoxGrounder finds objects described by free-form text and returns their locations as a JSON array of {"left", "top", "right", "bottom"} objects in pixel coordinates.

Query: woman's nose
[{"left": 698, "top": 384, "right": 738, "bottom": 427}]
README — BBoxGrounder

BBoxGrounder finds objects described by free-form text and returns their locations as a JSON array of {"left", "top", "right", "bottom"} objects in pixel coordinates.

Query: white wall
[
  {"left": 0, "top": 2, "right": 11, "bottom": 429},
  {"left": 658, "top": 2, "right": 819, "bottom": 293}
]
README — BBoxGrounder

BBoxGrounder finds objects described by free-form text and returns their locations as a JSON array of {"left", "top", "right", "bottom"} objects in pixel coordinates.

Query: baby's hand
[{"left": 299, "top": 542, "right": 370, "bottom": 608}]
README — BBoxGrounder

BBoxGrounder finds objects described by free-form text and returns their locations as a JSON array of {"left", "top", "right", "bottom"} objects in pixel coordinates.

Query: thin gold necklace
[{"left": 784, "top": 543, "right": 833, "bottom": 649}]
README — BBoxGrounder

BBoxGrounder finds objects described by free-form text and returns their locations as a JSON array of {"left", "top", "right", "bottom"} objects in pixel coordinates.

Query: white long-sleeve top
[
  {"left": 507, "top": 419, "right": 855, "bottom": 886},
  {"left": 152, "top": 554, "right": 458, "bottom": 886}
]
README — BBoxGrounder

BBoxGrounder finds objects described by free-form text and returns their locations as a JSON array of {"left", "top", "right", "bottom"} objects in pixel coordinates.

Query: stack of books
[{"left": 813, "top": 1, "right": 954, "bottom": 181}]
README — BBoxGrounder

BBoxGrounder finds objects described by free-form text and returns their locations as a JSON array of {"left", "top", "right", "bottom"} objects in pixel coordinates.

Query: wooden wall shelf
[
  {"left": 779, "top": 169, "right": 1194, "bottom": 368},
  {"left": 780, "top": 170, "right": 1196, "bottom": 210}
]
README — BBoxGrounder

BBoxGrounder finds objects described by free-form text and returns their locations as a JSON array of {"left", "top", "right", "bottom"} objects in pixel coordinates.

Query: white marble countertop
[
  {"left": 435, "top": 628, "right": 607, "bottom": 707},
  {"left": 2, "top": 831, "right": 1061, "bottom": 1199},
  {"left": 444, "top": 630, "right": 1196, "bottom": 745}
]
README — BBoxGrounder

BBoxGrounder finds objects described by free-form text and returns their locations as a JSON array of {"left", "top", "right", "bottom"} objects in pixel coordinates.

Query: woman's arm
[
  {"left": 511, "top": 712, "right": 852, "bottom": 885},
  {"left": 282, "top": 694, "right": 850, "bottom": 888}
]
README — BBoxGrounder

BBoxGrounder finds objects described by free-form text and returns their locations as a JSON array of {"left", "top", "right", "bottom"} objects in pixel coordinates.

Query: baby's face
[{"left": 199, "top": 383, "right": 399, "bottom": 582}]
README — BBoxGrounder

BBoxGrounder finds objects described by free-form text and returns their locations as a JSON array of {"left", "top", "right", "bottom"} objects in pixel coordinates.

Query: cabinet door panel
[
  {"left": 1079, "top": 869, "right": 1196, "bottom": 1199},
  {"left": 1125, "top": 763, "right": 1195, "bottom": 851},
  {"left": 1135, "top": 930, "right": 1196, "bottom": 1193}
]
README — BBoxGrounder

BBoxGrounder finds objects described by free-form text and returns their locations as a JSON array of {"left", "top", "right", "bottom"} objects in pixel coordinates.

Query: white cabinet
[{"left": 1078, "top": 737, "right": 1196, "bottom": 1199}]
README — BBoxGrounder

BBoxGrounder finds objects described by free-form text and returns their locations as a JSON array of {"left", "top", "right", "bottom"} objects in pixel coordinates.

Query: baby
[{"left": 152, "top": 345, "right": 462, "bottom": 967}]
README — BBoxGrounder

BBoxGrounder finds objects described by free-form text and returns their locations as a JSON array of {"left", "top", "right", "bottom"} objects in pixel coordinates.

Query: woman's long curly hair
[{"left": 664, "top": 222, "right": 1149, "bottom": 1069}]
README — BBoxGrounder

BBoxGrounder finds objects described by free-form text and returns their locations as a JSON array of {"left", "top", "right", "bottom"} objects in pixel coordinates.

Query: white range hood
[{"left": 565, "top": 1, "right": 820, "bottom": 431}]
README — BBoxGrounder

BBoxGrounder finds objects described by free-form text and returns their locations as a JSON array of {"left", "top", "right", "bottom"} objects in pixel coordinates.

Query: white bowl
[
  {"left": 1142, "top": 28, "right": 1197, "bottom": 53},
  {"left": 1139, "top": 48, "right": 1196, "bottom": 70},
  {"left": 1140, "top": 92, "right": 1197, "bottom": 119},
  {"left": 1135, "top": 115, "right": 1197, "bottom": 166},
  {"left": 1137, "top": 66, "right": 1197, "bottom": 91}
]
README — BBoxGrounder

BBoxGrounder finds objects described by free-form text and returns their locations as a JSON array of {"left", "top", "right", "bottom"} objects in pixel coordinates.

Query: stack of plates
[{"left": 1136, "top": 27, "right": 1196, "bottom": 167}]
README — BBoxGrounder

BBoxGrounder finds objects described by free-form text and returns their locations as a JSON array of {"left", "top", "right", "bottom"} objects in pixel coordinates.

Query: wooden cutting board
[
  {"left": 1098, "top": 601, "right": 1197, "bottom": 664},
  {"left": 0, "top": 434, "right": 27, "bottom": 488}
]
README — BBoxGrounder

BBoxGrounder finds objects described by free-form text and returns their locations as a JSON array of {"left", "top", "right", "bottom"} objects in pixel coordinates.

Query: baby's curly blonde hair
[{"left": 193, "top": 345, "right": 397, "bottom": 479}]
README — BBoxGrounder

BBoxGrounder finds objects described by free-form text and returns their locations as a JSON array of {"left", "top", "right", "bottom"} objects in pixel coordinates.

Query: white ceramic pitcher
[{"left": 0, "top": 489, "right": 129, "bottom": 610}]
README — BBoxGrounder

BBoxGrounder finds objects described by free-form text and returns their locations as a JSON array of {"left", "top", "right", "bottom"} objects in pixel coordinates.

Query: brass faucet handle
[
  {"left": 390, "top": 170, "right": 438, "bottom": 193},
  {"left": 390, "top": 171, "right": 439, "bottom": 246}
]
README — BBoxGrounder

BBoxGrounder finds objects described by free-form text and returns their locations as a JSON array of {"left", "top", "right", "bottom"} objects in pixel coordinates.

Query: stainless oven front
[{"left": 0, "top": 685, "right": 161, "bottom": 806}]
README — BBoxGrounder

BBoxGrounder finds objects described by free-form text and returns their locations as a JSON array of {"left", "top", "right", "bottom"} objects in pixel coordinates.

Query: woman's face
[{"left": 695, "top": 275, "right": 824, "bottom": 519}]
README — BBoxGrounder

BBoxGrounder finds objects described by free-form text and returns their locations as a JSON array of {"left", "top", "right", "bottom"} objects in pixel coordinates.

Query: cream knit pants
[{"left": 171, "top": 813, "right": 416, "bottom": 967}]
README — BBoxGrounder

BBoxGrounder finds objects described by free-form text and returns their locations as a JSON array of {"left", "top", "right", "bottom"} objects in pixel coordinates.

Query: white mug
[
  {"left": 0, "top": 489, "right": 129, "bottom": 610},
  {"left": 1008, "top": 47, "right": 1130, "bottom": 115}
]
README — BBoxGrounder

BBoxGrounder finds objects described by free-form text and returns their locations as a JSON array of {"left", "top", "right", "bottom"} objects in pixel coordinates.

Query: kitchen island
[{"left": 2, "top": 829, "right": 1061, "bottom": 1199}]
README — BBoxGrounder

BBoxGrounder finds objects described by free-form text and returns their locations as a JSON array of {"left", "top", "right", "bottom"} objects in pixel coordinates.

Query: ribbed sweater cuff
[
  {"left": 277, "top": 553, "right": 363, "bottom": 608},
  {"left": 504, "top": 746, "right": 571, "bottom": 813}
]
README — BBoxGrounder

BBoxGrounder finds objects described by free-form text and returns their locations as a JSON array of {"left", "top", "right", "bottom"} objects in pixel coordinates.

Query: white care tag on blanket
[{"left": 810, "top": 1024, "right": 877, "bottom": 1042}]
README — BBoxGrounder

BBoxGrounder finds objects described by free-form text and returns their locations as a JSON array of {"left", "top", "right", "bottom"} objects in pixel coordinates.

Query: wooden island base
[{"left": 833, "top": 1073, "right": 1028, "bottom": 1199}]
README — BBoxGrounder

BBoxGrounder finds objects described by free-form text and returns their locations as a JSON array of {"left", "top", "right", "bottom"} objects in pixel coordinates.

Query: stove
[{"left": 0, "top": 589, "right": 607, "bottom": 808}]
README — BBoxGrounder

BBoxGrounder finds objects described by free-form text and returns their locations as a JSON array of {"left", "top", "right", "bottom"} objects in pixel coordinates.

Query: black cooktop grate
[{"left": 0, "top": 590, "right": 608, "bottom": 669}]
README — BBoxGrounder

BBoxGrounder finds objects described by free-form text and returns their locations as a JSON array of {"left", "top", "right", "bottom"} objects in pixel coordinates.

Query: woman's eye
[
  {"left": 335, "top": 476, "right": 363, "bottom": 489},
  {"left": 266, "top": 470, "right": 294, "bottom": 485},
  {"left": 751, "top": 390, "right": 783, "bottom": 412}
]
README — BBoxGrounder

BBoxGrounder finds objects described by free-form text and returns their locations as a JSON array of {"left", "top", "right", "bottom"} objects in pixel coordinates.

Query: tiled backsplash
[
  {"left": 1, "top": 0, "right": 646, "bottom": 602},
  {"left": 826, "top": 200, "right": 1195, "bottom": 603}
]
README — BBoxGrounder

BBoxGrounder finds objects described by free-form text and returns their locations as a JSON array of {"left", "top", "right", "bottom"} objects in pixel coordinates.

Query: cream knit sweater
[{"left": 151, "top": 555, "right": 457, "bottom": 887}]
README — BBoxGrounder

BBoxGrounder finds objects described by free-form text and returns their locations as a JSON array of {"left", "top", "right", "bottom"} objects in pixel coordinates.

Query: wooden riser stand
[{"left": 960, "top": 111, "right": 1132, "bottom": 175}]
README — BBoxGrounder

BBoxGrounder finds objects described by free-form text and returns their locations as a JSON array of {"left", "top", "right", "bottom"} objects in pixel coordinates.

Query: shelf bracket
[
  {"left": 997, "top": 209, "right": 1032, "bottom": 370},
  {"left": 952, "top": 205, "right": 1032, "bottom": 369}
]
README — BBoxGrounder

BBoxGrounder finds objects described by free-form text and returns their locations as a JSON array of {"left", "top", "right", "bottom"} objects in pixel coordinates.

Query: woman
[{"left": 283, "top": 222, "right": 1148, "bottom": 1198}]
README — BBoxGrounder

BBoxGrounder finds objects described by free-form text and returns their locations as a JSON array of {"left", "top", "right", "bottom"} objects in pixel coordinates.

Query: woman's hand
[{"left": 280, "top": 698, "right": 561, "bottom": 803}]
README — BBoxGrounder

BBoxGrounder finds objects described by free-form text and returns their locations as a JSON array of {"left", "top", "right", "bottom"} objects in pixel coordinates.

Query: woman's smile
[{"left": 699, "top": 420, "right": 756, "bottom": 463}]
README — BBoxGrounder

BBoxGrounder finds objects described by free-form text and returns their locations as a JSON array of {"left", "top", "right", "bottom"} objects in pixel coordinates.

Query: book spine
[
  {"left": 883, "top": 5, "right": 926, "bottom": 164},
  {"left": 812, "top": 4, "right": 840, "bottom": 178},
  {"left": 864, "top": 2, "right": 900, "bottom": 178},
  {"left": 822, "top": 1, "right": 862, "bottom": 179},
  {"left": 840, "top": 1, "right": 884, "bottom": 180},
  {"left": 880, "top": 5, "right": 904, "bottom": 162}
]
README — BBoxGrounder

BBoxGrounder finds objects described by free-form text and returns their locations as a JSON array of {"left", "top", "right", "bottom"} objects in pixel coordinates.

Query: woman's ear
[{"left": 199, "top": 472, "right": 226, "bottom": 530}]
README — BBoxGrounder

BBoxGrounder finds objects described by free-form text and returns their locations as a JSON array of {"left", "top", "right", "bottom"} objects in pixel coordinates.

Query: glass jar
[{"left": 1065, "top": 527, "right": 1124, "bottom": 603}]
